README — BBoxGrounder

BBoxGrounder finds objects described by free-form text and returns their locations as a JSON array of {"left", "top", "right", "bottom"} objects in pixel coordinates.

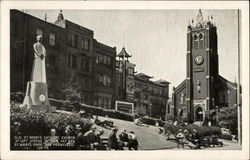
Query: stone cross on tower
[{"left": 23, "top": 36, "right": 52, "bottom": 112}]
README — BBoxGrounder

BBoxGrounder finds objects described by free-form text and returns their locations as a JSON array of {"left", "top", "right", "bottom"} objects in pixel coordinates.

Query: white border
[{"left": 1, "top": 1, "right": 249, "bottom": 160}]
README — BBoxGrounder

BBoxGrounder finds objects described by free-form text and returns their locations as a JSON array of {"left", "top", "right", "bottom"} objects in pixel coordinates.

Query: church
[{"left": 170, "top": 10, "right": 238, "bottom": 123}]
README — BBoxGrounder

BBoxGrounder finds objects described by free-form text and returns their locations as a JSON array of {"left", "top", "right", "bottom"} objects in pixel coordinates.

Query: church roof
[{"left": 117, "top": 47, "right": 131, "bottom": 58}]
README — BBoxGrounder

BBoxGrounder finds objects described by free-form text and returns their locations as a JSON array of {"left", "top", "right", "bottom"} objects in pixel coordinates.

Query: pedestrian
[
  {"left": 84, "top": 125, "right": 97, "bottom": 149},
  {"left": 155, "top": 120, "right": 159, "bottom": 127},
  {"left": 107, "top": 127, "right": 121, "bottom": 150},
  {"left": 128, "top": 131, "right": 139, "bottom": 150},
  {"left": 75, "top": 124, "right": 85, "bottom": 149},
  {"left": 94, "top": 116, "right": 102, "bottom": 126}
]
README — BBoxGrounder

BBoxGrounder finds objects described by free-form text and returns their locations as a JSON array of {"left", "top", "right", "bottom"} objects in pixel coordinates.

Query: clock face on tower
[{"left": 195, "top": 55, "right": 204, "bottom": 65}]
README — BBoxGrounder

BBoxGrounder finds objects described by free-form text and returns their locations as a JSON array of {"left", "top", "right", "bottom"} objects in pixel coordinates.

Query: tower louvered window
[
  {"left": 199, "top": 33, "right": 204, "bottom": 48},
  {"left": 193, "top": 34, "right": 198, "bottom": 49}
]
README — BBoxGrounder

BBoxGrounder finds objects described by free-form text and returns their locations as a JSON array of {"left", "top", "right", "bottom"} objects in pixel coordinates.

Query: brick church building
[{"left": 170, "top": 10, "right": 238, "bottom": 123}]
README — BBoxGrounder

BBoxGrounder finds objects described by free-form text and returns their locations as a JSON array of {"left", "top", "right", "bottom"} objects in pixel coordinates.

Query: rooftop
[{"left": 117, "top": 47, "right": 131, "bottom": 58}]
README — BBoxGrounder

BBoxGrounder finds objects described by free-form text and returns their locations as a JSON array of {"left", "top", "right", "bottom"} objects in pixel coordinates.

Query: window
[
  {"left": 36, "top": 28, "right": 43, "bottom": 37},
  {"left": 85, "top": 61, "right": 90, "bottom": 72},
  {"left": 103, "top": 100, "right": 107, "bottom": 109},
  {"left": 103, "top": 56, "right": 107, "bottom": 64},
  {"left": 71, "top": 55, "right": 77, "bottom": 69},
  {"left": 103, "top": 75, "right": 107, "bottom": 86},
  {"left": 67, "top": 54, "right": 71, "bottom": 67},
  {"left": 199, "top": 33, "right": 203, "bottom": 40},
  {"left": 180, "top": 93, "right": 185, "bottom": 104},
  {"left": 49, "top": 32, "right": 56, "bottom": 46},
  {"left": 107, "top": 76, "right": 111, "bottom": 86},
  {"left": 81, "top": 39, "right": 85, "bottom": 50},
  {"left": 107, "top": 57, "right": 111, "bottom": 65},
  {"left": 199, "top": 33, "right": 204, "bottom": 49},
  {"left": 193, "top": 34, "right": 198, "bottom": 49},
  {"left": 94, "top": 99, "right": 98, "bottom": 106},
  {"left": 81, "top": 59, "right": 84, "bottom": 71},
  {"left": 96, "top": 56, "right": 99, "bottom": 64},
  {"left": 197, "top": 80, "right": 201, "bottom": 93},
  {"left": 69, "top": 34, "right": 78, "bottom": 48},
  {"left": 99, "top": 74, "right": 103, "bottom": 84},
  {"left": 98, "top": 99, "right": 103, "bottom": 108},
  {"left": 128, "top": 68, "right": 134, "bottom": 76},
  {"left": 99, "top": 55, "right": 103, "bottom": 64},
  {"left": 85, "top": 39, "right": 90, "bottom": 51},
  {"left": 85, "top": 79, "right": 89, "bottom": 89},
  {"left": 108, "top": 100, "right": 111, "bottom": 109}
]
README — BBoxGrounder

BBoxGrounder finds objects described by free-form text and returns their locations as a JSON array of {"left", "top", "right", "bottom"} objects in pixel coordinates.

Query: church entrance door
[{"left": 194, "top": 105, "right": 205, "bottom": 122}]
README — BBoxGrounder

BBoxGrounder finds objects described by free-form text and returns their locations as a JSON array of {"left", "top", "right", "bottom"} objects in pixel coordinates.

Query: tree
[
  {"left": 218, "top": 106, "right": 238, "bottom": 135},
  {"left": 134, "top": 105, "right": 147, "bottom": 117},
  {"left": 61, "top": 81, "right": 82, "bottom": 111}
]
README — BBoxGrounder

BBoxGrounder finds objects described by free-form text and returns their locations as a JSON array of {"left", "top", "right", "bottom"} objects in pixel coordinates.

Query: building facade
[
  {"left": 93, "top": 40, "right": 117, "bottom": 109},
  {"left": 10, "top": 10, "right": 66, "bottom": 98},
  {"left": 170, "top": 10, "right": 237, "bottom": 122},
  {"left": 115, "top": 47, "right": 136, "bottom": 103},
  {"left": 115, "top": 48, "right": 170, "bottom": 118},
  {"left": 10, "top": 10, "right": 117, "bottom": 107},
  {"left": 134, "top": 73, "right": 169, "bottom": 119}
]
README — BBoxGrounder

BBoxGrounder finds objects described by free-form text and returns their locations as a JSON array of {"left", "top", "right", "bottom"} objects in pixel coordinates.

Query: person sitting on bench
[
  {"left": 128, "top": 131, "right": 139, "bottom": 150},
  {"left": 118, "top": 128, "right": 129, "bottom": 147}
]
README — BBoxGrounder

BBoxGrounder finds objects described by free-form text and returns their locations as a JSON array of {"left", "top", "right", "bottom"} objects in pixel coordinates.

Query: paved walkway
[
  {"left": 96, "top": 116, "right": 177, "bottom": 150},
  {"left": 89, "top": 115, "right": 240, "bottom": 150}
]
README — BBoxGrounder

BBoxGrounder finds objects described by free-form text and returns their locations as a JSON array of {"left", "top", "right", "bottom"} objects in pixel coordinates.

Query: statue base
[{"left": 23, "top": 81, "right": 54, "bottom": 112}]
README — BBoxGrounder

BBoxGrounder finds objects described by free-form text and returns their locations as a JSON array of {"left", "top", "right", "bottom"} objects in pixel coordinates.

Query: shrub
[
  {"left": 219, "top": 134, "right": 233, "bottom": 140},
  {"left": 10, "top": 103, "right": 92, "bottom": 136},
  {"left": 165, "top": 114, "right": 175, "bottom": 123},
  {"left": 75, "top": 103, "right": 134, "bottom": 122}
]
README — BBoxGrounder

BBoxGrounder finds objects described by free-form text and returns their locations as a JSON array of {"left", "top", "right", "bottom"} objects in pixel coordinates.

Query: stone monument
[{"left": 23, "top": 35, "right": 52, "bottom": 112}]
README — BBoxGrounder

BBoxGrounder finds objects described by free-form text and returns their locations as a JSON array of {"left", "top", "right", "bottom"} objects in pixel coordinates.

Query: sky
[{"left": 26, "top": 9, "right": 239, "bottom": 90}]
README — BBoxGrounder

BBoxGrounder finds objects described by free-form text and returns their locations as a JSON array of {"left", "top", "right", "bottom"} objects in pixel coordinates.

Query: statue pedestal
[{"left": 23, "top": 81, "right": 54, "bottom": 112}]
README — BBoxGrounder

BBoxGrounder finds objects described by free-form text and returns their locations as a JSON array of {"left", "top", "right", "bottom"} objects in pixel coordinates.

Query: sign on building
[{"left": 115, "top": 101, "right": 134, "bottom": 114}]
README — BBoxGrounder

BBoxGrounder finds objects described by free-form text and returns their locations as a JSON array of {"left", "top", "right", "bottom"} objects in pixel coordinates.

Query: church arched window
[
  {"left": 199, "top": 33, "right": 204, "bottom": 48},
  {"left": 179, "top": 93, "right": 185, "bottom": 104},
  {"left": 193, "top": 34, "right": 198, "bottom": 49}
]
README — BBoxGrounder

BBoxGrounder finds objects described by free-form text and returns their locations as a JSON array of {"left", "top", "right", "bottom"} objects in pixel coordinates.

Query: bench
[
  {"left": 210, "top": 136, "right": 223, "bottom": 147},
  {"left": 176, "top": 137, "right": 186, "bottom": 149}
]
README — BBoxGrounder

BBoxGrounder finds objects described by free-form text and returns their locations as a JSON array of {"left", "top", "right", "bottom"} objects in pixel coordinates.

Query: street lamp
[{"left": 216, "top": 106, "right": 219, "bottom": 126}]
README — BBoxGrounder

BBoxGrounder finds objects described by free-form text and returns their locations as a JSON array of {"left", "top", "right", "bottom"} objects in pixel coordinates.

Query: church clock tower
[{"left": 186, "top": 10, "right": 219, "bottom": 121}]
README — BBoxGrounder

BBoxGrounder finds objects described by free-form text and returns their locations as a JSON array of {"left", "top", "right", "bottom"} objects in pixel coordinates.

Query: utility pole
[{"left": 237, "top": 9, "right": 241, "bottom": 147}]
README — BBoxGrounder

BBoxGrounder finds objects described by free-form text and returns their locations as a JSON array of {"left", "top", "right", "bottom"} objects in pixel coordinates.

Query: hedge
[
  {"left": 163, "top": 123, "right": 222, "bottom": 137},
  {"left": 74, "top": 103, "right": 135, "bottom": 122}
]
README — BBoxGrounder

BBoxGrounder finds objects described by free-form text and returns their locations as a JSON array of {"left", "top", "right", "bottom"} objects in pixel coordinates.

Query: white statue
[{"left": 31, "top": 35, "right": 46, "bottom": 83}]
